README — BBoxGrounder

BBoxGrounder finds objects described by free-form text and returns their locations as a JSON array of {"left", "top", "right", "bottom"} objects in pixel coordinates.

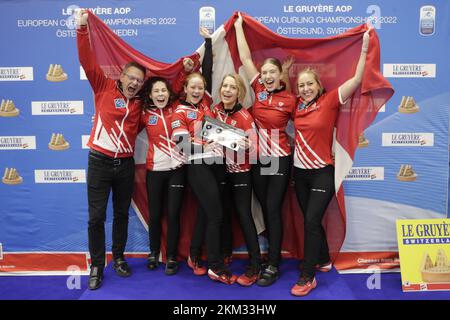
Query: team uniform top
[
  {"left": 293, "top": 88, "right": 345, "bottom": 169},
  {"left": 212, "top": 103, "right": 257, "bottom": 173},
  {"left": 77, "top": 25, "right": 142, "bottom": 159},
  {"left": 171, "top": 95, "right": 223, "bottom": 161},
  {"left": 250, "top": 74, "right": 297, "bottom": 158},
  {"left": 140, "top": 104, "right": 185, "bottom": 171}
]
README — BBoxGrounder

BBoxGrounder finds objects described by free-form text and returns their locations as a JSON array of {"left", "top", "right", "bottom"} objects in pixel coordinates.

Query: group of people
[{"left": 77, "top": 10, "right": 371, "bottom": 297}]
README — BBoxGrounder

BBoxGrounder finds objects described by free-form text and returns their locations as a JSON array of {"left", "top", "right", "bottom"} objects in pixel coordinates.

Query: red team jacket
[
  {"left": 250, "top": 75, "right": 297, "bottom": 158},
  {"left": 212, "top": 103, "right": 257, "bottom": 173},
  {"left": 140, "top": 104, "right": 185, "bottom": 171},
  {"left": 293, "top": 88, "right": 343, "bottom": 169},
  {"left": 77, "top": 26, "right": 142, "bottom": 159}
]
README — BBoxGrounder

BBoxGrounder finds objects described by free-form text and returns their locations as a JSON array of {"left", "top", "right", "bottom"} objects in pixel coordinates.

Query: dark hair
[
  {"left": 123, "top": 61, "right": 146, "bottom": 76},
  {"left": 261, "top": 58, "right": 283, "bottom": 73},
  {"left": 142, "top": 76, "right": 173, "bottom": 109}
]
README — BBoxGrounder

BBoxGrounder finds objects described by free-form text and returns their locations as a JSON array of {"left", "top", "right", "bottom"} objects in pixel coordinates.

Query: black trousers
[
  {"left": 87, "top": 150, "right": 135, "bottom": 267},
  {"left": 222, "top": 171, "right": 261, "bottom": 268},
  {"left": 187, "top": 161, "right": 226, "bottom": 269},
  {"left": 294, "top": 165, "right": 335, "bottom": 278},
  {"left": 146, "top": 166, "right": 185, "bottom": 258},
  {"left": 252, "top": 156, "right": 291, "bottom": 267}
]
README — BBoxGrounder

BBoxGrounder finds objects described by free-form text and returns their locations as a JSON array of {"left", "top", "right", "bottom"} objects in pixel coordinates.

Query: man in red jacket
[{"left": 77, "top": 10, "right": 146, "bottom": 290}]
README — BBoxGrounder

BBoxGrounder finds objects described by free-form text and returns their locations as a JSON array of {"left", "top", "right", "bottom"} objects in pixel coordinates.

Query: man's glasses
[{"left": 124, "top": 73, "right": 144, "bottom": 85}]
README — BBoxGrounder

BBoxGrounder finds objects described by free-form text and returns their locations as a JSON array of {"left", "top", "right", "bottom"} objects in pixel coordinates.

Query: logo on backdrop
[
  {"left": 48, "top": 133, "right": 70, "bottom": 151},
  {"left": 0, "top": 99, "right": 20, "bottom": 117},
  {"left": 32, "top": 101, "right": 83, "bottom": 115},
  {"left": 398, "top": 96, "right": 419, "bottom": 114},
  {"left": 345, "top": 167, "right": 384, "bottom": 181},
  {"left": 419, "top": 5, "right": 436, "bottom": 36},
  {"left": 397, "top": 165, "right": 417, "bottom": 182},
  {"left": 0, "top": 67, "right": 33, "bottom": 81},
  {"left": 383, "top": 64, "right": 436, "bottom": 78},
  {"left": 46, "top": 64, "right": 68, "bottom": 82},
  {"left": 382, "top": 133, "right": 434, "bottom": 147},
  {"left": 34, "top": 170, "right": 86, "bottom": 183},
  {"left": 358, "top": 132, "right": 369, "bottom": 148},
  {"left": 2, "top": 168, "right": 23, "bottom": 185},
  {"left": 0, "top": 136, "right": 36, "bottom": 150}
]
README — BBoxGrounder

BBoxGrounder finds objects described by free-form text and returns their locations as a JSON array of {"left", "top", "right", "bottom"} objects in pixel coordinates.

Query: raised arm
[
  {"left": 76, "top": 9, "right": 107, "bottom": 91},
  {"left": 233, "top": 12, "right": 258, "bottom": 80},
  {"left": 200, "top": 27, "right": 213, "bottom": 95},
  {"left": 339, "top": 27, "right": 371, "bottom": 102}
]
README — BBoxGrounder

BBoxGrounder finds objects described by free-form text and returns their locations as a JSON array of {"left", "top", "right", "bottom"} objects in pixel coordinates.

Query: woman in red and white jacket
[
  {"left": 140, "top": 76, "right": 186, "bottom": 276},
  {"left": 234, "top": 13, "right": 297, "bottom": 286},
  {"left": 212, "top": 74, "right": 263, "bottom": 286},
  {"left": 171, "top": 28, "right": 237, "bottom": 285},
  {"left": 289, "top": 27, "right": 372, "bottom": 297}
]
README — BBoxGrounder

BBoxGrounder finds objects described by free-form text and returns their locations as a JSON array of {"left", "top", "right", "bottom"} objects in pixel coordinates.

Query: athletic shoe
[
  {"left": 165, "top": 258, "right": 179, "bottom": 276},
  {"left": 208, "top": 267, "right": 237, "bottom": 285},
  {"left": 113, "top": 258, "right": 131, "bottom": 277},
  {"left": 187, "top": 256, "right": 207, "bottom": 276},
  {"left": 316, "top": 261, "right": 332, "bottom": 272},
  {"left": 291, "top": 277, "right": 317, "bottom": 297},
  {"left": 237, "top": 265, "right": 260, "bottom": 287},
  {"left": 256, "top": 265, "right": 279, "bottom": 287},
  {"left": 146, "top": 253, "right": 159, "bottom": 270}
]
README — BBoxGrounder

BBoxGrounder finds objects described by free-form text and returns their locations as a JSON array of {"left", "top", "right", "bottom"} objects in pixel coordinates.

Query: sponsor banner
[
  {"left": 0, "top": 253, "right": 89, "bottom": 273},
  {"left": 334, "top": 252, "right": 400, "bottom": 273},
  {"left": 345, "top": 167, "right": 384, "bottom": 181},
  {"left": 0, "top": 67, "right": 34, "bottom": 81},
  {"left": 31, "top": 100, "right": 84, "bottom": 115},
  {"left": 81, "top": 135, "right": 90, "bottom": 149},
  {"left": 383, "top": 63, "right": 436, "bottom": 78},
  {"left": 34, "top": 169, "right": 86, "bottom": 183},
  {"left": 0, "top": 252, "right": 146, "bottom": 274},
  {"left": 0, "top": 136, "right": 36, "bottom": 150},
  {"left": 396, "top": 219, "right": 450, "bottom": 292},
  {"left": 382, "top": 133, "right": 434, "bottom": 147}
]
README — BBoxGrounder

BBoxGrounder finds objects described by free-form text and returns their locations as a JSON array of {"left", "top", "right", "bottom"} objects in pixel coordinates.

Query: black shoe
[
  {"left": 113, "top": 258, "right": 131, "bottom": 277},
  {"left": 88, "top": 266, "right": 104, "bottom": 290},
  {"left": 256, "top": 265, "right": 279, "bottom": 287},
  {"left": 165, "top": 257, "right": 179, "bottom": 276},
  {"left": 147, "top": 253, "right": 160, "bottom": 270}
]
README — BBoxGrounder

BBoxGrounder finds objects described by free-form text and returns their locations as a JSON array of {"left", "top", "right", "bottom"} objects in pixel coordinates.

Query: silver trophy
[{"left": 202, "top": 116, "right": 246, "bottom": 151}]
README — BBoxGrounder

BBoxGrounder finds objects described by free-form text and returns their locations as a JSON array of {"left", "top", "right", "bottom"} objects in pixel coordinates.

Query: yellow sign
[{"left": 396, "top": 219, "right": 450, "bottom": 292}]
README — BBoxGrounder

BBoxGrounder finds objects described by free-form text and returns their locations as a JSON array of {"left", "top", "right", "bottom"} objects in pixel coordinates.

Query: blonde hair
[
  {"left": 184, "top": 72, "right": 206, "bottom": 88},
  {"left": 297, "top": 67, "right": 324, "bottom": 95},
  {"left": 219, "top": 74, "right": 247, "bottom": 104}
]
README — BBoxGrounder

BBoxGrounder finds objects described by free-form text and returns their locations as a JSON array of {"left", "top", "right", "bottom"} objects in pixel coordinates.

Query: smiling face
[
  {"left": 119, "top": 66, "right": 145, "bottom": 99},
  {"left": 184, "top": 75, "right": 205, "bottom": 105},
  {"left": 220, "top": 76, "right": 239, "bottom": 109},
  {"left": 149, "top": 81, "right": 169, "bottom": 109},
  {"left": 297, "top": 71, "right": 322, "bottom": 103},
  {"left": 261, "top": 62, "right": 282, "bottom": 92}
]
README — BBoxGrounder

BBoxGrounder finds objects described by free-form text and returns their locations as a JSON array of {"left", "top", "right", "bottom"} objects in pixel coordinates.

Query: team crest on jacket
[
  {"left": 114, "top": 98, "right": 126, "bottom": 109},
  {"left": 187, "top": 111, "right": 197, "bottom": 119},
  {"left": 148, "top": 115, "right": 158, "bottom": 125},
  {"left": 258, "top": 91, "right": 268, "bottom": 101}
]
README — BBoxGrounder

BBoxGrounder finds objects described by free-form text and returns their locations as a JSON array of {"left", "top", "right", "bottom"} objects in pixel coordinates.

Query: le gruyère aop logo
[
  {"left": 46, "top": 64, "right": 68, "bottom": 82},
  {"left": 358, "top": 132, "right": 369, "bottom": 148},
  {"left": 398, "top": 96, "right": 419, "bottom": 114},
  {"left": 2, "top": 167, "right": 23, "bottom": 185},
  {"left": 421, "top": 249, "right": 450, "bottom": 283},
  {"left": 48, "top": 133, "right": 70, "bottom": 150},
  {"left": 397, "top": 164, "right": 417, "bottom": 182},
  {"left": 0, "top": 99, "right": 19, "bottom": 117}
]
